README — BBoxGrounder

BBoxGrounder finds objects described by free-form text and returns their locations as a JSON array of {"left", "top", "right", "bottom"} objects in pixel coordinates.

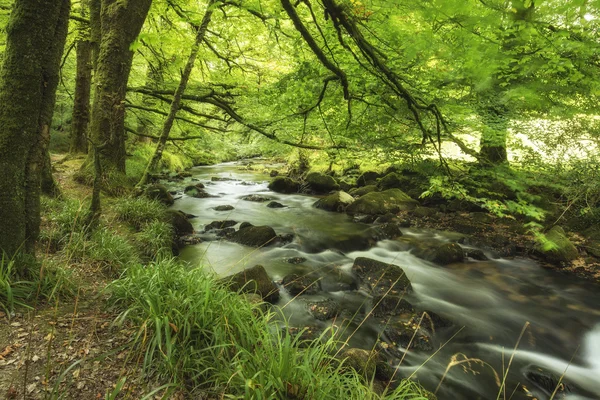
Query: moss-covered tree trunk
[
  {"left": 70, "top": 0, "right": 93, "bottom": 154},
  {"left": 86, "top": 0, "right": 152, "bottom": 177},
  {"left": 0, "top": 0, "right": 71, "bottom": 257}
]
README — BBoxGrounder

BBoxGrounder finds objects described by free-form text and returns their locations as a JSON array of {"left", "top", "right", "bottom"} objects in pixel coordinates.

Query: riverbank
[{"left": 0, "top": 156, "right": 436, "bottom": 399}]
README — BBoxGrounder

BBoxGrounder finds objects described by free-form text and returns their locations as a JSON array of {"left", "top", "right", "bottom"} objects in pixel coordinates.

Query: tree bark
[
  {"left": 137, "top": 0, "right": 215, "bottom": 187},
  {"left": 0, "top": 0, "right": 71, "bottom": 258},
  {"left": 70, "top": 0, "right": 93, "bottom": 154},
  {"left": 86, "top": 0, "right": 152, "bottom": 176}
]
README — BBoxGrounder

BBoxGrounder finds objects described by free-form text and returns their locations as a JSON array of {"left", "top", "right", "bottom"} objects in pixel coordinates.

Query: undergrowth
[{"left": 106, "top": 258, "right": 433, "bottom": 399}]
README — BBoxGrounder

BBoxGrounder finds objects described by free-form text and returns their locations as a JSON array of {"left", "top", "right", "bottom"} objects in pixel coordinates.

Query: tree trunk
[
  {"left": 70, "top": 0, "right": 93, "bottom": 154},
  {"left": 478, "top": 102, "right": 509, "bottom": 165},
  {"left": 86, "top": 0, "right": 152, "bottom": 176},
  {"left": 0, "top": 0, "right": 71, "bottom": 258},
  {"left": 137, "top": 0, "right": 215, "bottom": 187}
]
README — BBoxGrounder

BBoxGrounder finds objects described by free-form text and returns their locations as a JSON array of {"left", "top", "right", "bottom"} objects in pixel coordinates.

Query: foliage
[
  {"left": 107, "top": 258, "right": 431, "bottom": 399},
  {"left": 113, "top": 196, "right": 167, "bottom": 230},
  {"left": 0, "top": 252, "right": 74, "bottom": 314},
  {"left": 135, "top": 220, "right": 173, "bottom": 260}
]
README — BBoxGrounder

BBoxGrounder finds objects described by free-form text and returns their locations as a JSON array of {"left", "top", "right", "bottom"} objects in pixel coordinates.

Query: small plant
[
  {"left": 113, "top": 196, "right": 167, "bottom": 230},
  {"left": 87, "top": 228, "right": 140, "bottom": 275},
  {"left": 135, "top": 220, "right": 173, "bottom": 260}
]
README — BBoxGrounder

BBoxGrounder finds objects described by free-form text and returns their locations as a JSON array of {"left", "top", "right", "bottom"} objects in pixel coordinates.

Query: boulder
[
  {"left": 241, "top": 194, "right": 272, "bottom": 202},
  {"left": 372, "top": 295, "right": 414, "bottom": 318},
  {"left": 305, "top": 171, "right": 340, "bottom": 193},
  {"left": 184, "top": 185, "right": 215, "bottom": 198},
  {"left": 357, "top": 171, "right": 381, "bottom": 187},
  {"left": 211, "top": 176, "right": 240, "bottom": 182},
  {"left": 221, "top": 265, "right": 279, "bottom": 303},
  {"left": 230, "top": 225, "right": 278, "bottom": 247},
  {"left": 268, "top": 177, "right": 300, "bottom": 194},
  {"left": 383, "top": 320, "right": 433, "bottom": 351},
  {"left": 536, "top": 226, "right": 578, "bottom": 265},
  {"left": 282, "top": 273, "right": 321, "bottom": 296},
  {"left": 267, "top": 201, "right": 286, "bottom": 208},
  {"left": 339, "top": 348, "right": 377, "bottom": 378},
  {"left": 369, "top": 223, "right": 403, "bottom": 240},
  {"left": 377, "top": 172, "right": 407, "bottom": 191},
  {"left": 349, "top": 185, "right": 377, "bottom": 197},
  {"left": 307, "top": 298, "right": 341, "bottom": 321},
  {"left": 166, "top": 210, "right": 194, "bottom": 236},
  {"left": 434, "top": 243, "right": 464, "bottom": 265},
  {"left": 352, "top": 257, "right": 412, "bottom": 296},
  {"left": 346, "top": 189, "right": 418, "bottom": 216},
  {"left": 144, "top": 184, "right": 174, "bottom": 206},
  {"left": 313, "top": 191, "right": 355, "bottom": 212},
  {"left": 204, "top": 220, "right": 237, "bottom": 232},
  {"left": 214, "top": 205, "right": 235, "bottom": 211}
]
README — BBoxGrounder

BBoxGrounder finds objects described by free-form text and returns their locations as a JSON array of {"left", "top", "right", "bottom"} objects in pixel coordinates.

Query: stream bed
[{"left": 170, "top": 161, "right": 600, "bottom": 400}]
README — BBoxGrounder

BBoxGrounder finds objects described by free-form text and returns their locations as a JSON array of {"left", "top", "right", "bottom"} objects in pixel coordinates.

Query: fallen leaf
[{"left": 0, "top": 346, "right": 13, "bottom": 359}]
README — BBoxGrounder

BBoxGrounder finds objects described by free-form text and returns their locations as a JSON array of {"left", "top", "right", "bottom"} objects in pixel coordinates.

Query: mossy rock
[
  {"left": 339, "top": 348, "right": 377, "bottom": 378},
  {"left": 434, "top": 243, "right": 464, "bottom": 265},
  {"left": 307, "top": 298, "right": 341, "bottom": 321},
  {"left": 413, "top": 206, "right": 438, "bottom": 218},
  {"left": 352, "top": 257, "right": 412, "bottom": 296},
  {"left": 536, "top": 226, "right": 579, "bottom": 265},
  {"left": 349, "top": 185, "right": 377, "bottom": 197},
  {"left": 313, "top": 190, "right": 355, "bottom": 212},
  {"left": 377, "top": 172, "right": 408, "bottom": 191},
  {"left": 282, "top": 272, "right": 321, "bottom": 296},
  {"left": 305, "top": 171, "right": 340, "bottom": 193},
  {"left": 229, "top": 225, "right": 277, "bottom": 247},
  {"left": 144, "top": 184, "right": 174, "bottom": 206},
  {"left": 356, "top": 171, "right": 381, "bottom": 187},
  {"left": 166, "top": 210, "right": 194, "bottom": 236},
  {"left": 346, "top": 189, "right": 418, "bottom": 216},
  {"left": 221, "top": 265, "right": 279, "bottom": 303},
  {"left": 268, "top": 177, "right": 300, "bottom": 194}
]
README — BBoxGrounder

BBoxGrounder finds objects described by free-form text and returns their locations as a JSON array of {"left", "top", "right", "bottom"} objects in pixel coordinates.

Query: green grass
[
  {"left": 113, "top": 196, "right": 167, "bottom": 231},
  {"left": 135, "top": 220, "right": 173, "bottom": 260},
  {"left": 0, "top": 252, "right": 75, "bottom": 314},
  {"left": 106, "top": 258, "right": 434, "bottom": 399}
]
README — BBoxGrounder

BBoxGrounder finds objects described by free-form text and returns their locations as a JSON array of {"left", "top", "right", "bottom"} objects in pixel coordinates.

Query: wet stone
[
  {"left": 204, "top": 220, "right": 238, "bottom": 232},
  {"left": 307, "top": 298, "right": 341, "bottom": 321},
  {"left": 282, "top": 273, "right": 321, "bottom": 296},
  {"left": 214, "top": 205, "right": 235, "bottom": 211},
  {"left": 211, "top": 176, "right": 240, "bottom": 182},
  {"left": 267, "top": 201, "right": 286, "bottom": 208},
  {"left": 285, "top": 256, "right": 307, "bottom": 264},
  {"left": 241, "top": 194, "right": 273, "bottom": 202}
]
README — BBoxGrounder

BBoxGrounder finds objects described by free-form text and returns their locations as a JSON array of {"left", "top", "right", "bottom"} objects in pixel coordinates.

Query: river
[{"left": 170, "top": 161, "right": 600, "bottom": 400}]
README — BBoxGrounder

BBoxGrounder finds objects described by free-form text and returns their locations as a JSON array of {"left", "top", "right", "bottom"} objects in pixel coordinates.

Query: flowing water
[{"left": 172, "top": 161, "right": 600, "bottom": 400}]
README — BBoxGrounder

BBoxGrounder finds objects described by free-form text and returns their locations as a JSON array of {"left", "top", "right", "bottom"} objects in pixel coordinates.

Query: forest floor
[{"left": 0, "top": 156, "right": 182, "bottom": 400}]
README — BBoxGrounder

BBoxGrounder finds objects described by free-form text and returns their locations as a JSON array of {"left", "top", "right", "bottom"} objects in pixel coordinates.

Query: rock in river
[
  {"left": 346, "top": 189, "right": 418, "bottom": 216},
  {"left": 268, "top": 177, "right": 300, "bottom": 194},
  {"left": 229, "top": 224, "right": 278, "bottom": 247},
  {"left": 221, "top": 264, "right": 279, "bottom": 303},
  {"left": 352, "top": 257, "right": 412, "bottom": 296},
  {"left": 313, "top": 190, "right": 355, "bottom": 212}
]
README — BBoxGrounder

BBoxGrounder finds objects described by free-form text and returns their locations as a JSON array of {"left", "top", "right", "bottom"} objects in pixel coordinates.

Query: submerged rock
[
  {"left": 352, "top": 257, "right": 412, "bottom": 296},
  {"left": 346, "top": 189, "right": 418, "bottom": 216},
  {"left": 268, "top": 177, "right": 300, "bottom": 194},
  {"left": 307, "top": 298, "right": 341, "bottom": 320},
  {"left": 267, "top": 201, "right": 286, "bottom": 208},
  {"left": 313, "top": 190, "right": 354, "bottom": 212},
  {"left": 434, "top": 243, "right": 465, "bottom": 265},
  {"left": 241, "top": 194, "right": 272, "bottom": 202},
  {"left": 282, "top": 272, "right": 321, "bottom": 296},
  {"left": 230, "top": 225, "right": 278, "bottom": 247},
  {"left": 214, "top": 205, "right": 235, "bottom": 211},
  {"left": 221, "top": 264, "right": 279, "bottom": 303},
  {"left": 204, "top": 220, "right": 237, "bottom": 232},
  {"left": 305, "top": 171, "right": 340, "bottom": 193}
]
